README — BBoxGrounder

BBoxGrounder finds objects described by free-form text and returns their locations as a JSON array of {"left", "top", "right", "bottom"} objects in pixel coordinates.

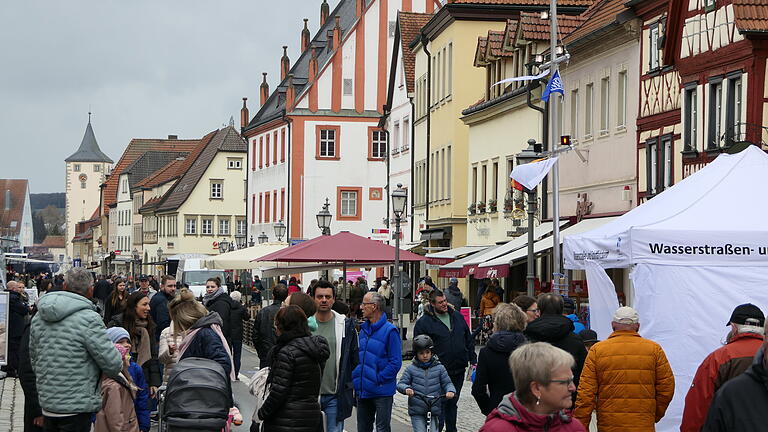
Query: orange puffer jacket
[{"left": 573, "top": 330, "right": 675, "bottom": 432}]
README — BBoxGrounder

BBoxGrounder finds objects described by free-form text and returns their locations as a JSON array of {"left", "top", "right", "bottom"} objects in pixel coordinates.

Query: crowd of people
[{"left": 2, "top": 268, "right": 767, "bottom": 432}]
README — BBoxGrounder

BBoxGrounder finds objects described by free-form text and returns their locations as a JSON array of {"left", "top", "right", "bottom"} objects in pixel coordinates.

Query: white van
[{"left": 176, "top": 257, "right": 227, "bottom": 298}]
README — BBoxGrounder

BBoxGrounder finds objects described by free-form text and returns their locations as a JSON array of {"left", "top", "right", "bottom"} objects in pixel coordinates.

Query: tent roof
[
  {"left": 565, "top": 146, "right": 768, "bottom": 269},
  {"left": 203, "top": 242, "right": 289, "bottom": 270},
  {"left": 254, "top": 231, "right": 426, "bottom": 263}
]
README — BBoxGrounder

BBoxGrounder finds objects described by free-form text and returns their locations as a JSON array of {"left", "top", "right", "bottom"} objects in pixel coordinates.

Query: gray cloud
[{"left": 0, "top": 0, "right": 323, "bottom": 192}]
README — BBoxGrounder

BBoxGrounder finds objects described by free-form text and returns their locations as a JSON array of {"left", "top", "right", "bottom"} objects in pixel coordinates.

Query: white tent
[
  {"left": 202, "top": 242, "right": 289, "bottom": 270},
  {"left": 564, "top": 146, "right": 768, "bottom": 431}
]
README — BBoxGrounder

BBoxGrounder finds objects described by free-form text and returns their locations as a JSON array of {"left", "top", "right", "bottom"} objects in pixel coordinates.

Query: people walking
[
  {"left": 413, "top": 289, "right": 476, "bottom": 432},
  {"left": 353, "top": 292, "right": 402, "bottom": 432},
  {"left": 148, "top": 275, "right": 176, "bottom": 341},
  {"left": 18, "top": 309, "right": 43, "bottom": 432},
  {"left": 472, "top": 303, "right": 528, "bottom": 415},
  {"left": 378, "top": 279, "right": 394, "bottom": 317},
  {"left": 257, "top": 305, "right": 330, "bottom": 432},
  {"left": 93, "top": 275, "right": 113, "bottom": 318},
  {"left": 158, "top": 321, "right": 183, "bottom": 384},
  {"left": 229, "top": 290, "right": 250, "bottom": 377},
  {"left": 5, "top": 280, "right": 29, "bottom": 377},
  {"left": 397, "top": 335, "right": 456, "bottom": 432},
  {"left": 137, "top": 276, "right": 156, "bottom": 299},
  {"left": 103, "top": 278, "right": 128, "bottom": 325},
  {"left": 94, "top": 343, "right": 140, "bottom": 432},
  {"left": 202, "top": 277, "right": 233, "bottom": 346},
  {"left": 310, "top": 280, "right": 359, "bottom": 432},
  {"left": 479, "top": 286, "right": 501, "bottom": 318},
  {"left": 524, "top": 294, "right": 587, "bottom": 390},
  {"left": 444, "top": 278, "right": 465, "bottom": 310},
  {"left": 512, "top": 295, "right": 540, "bottom": 323},
  {"left": 703, "top": 323, "right": 768, "bottom": 431},
  {"left": 479, "top": 342, "right": 586, "bottom": 432},
  {"left": 253, "top": 283, "right": 288, "bottom": 368},
  {"left": 562, "top": 297, "right": 585, "bottom": 334},
  {"left": 681, "top": 303, "right": 765, "bottom": 431},
  {"left": 104, "top": 327, "right": 150, "bottom": 432},
  {"left": 30, "top": 267, "right": 123, "bottom": 432},
  {"left": 574, "top": 306, "right": 675, "bottom": 432}
]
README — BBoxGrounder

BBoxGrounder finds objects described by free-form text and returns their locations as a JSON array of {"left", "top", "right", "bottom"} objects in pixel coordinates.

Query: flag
[
  {"left": 493, "top": 69, "right": 549, "bottom": 88},
  {"left": 541, "top": 70, "right": 564, "bottom": 102},
  {"left": 510, "top": 157, "right": 559, "bottom": 190}
]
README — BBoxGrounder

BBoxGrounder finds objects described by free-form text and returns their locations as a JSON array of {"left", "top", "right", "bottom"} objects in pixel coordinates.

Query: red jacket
[
  {"left": 480, "top": 393, "right": 586, "bottom": 432},
  {"left": 680, "top": 332, "right": 764, "bottom": 432}
]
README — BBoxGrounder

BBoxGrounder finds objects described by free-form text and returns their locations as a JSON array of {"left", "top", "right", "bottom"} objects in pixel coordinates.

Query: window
[
  {"left": 219, "top": 218, "right": 230, "bottom": 235},
  {"left": 585, "top": 83, "right": 594, "bottom": 137},
  {"left": 392, "top": 122, "right": 400, "bottom": 154},
  {"left": 646, "top": 139, "right": 658, "bottom": 196},
  {"left": 492, "top": 161, "right": 499, "bottom": 202},
  {"left": 570, "top": 89, "right": 579, "bottom": 139},
  {"left": 201, "top": 218, "right": 213, "bottom": 235},
  {"left": 265, "top": 134, "right": 270, "bottom": 166},
  {"left": 281, "top": 189, "right": 285, "bottom": 220},
  {"left": 402, "top": 117, "right": 410, "bottom": 150},
  {"left": 337, "top": 187, "right": 362, "bottom": 220},
  {"left": 704, "top": 0, "right": 716, "bottom": 12},
  {"left": 389, "top": 20, "right": 396, "bottom": 37},
  {"left": 265, "top": 192, "right": 271, "bottom": 223},
  {"left": 251, "top": 140, "right": 257, "bottom": 171},
  {"left": 317, "top": 126, "right": 339, "bottom": 159},
  {"left": 481, "top": 164, "right": 488, "bottom": 203},
  {"left": 684, "top": 86, "right": 698, "bottom": 151},
  {"left": 185, "top": 218, "right": 197, "bottom": 235},
  {"left": 210, "top": 182, "right": 223, "bottom": 199},
  {"left": 73, "top": 164, "right": 81, "bottom": 172},
  {"left": 618, "top": 70, "right": 628, "bottom": 127},
  {"left": 281, "top": 129, "right": 286, "bottom": 162},
  {"left": 441, "top": 149, "right": 446, "bottom": 200},
  {"left": 369, "top": 129, "right": 387, "bottom": 159},
  {"left": 273, "top": 131, "right": 278, "bottom": 165},
  {"left": 646, "top": 135, "right": 673, "bottom": 196},
  {"left": 447, "top": 43, "right": 453, "bottom": 98},
  {"left": 259, "top": 193, "right": 263, "bottom": 223},
  {"left": 94, "top": 165, "right": 100, "bottom": 172},
  {"left": 259, "top": 137, "right": 264, "bottom": 168},
  {"left": 662, "top": 136, "right": 673, "bottom": 189},
  {"left": 446, "top": 146, "right": 452, "bottom": 199},
  {"left": 236, "top": 219, "right": 247, "bottom": 236},
  {"left": 649, "top": 24, "right": 660, "bottom": 70},
  {"left": 726, "top": 75, "right": 743, "bottom": 145},
  {"left": 81, "top": 181, "right": 86, "bottom": 189},
  {"left": 441, "top": 47, "right": 447, "bottom": 101},
  {"left": 343, "top": 78, "right": 353, "bottom": 95},
  {"left": 708, "top": 79, "right": 723, "bottom": 149},
  {"left": 600, "top": 76, "right": 610, "bottom": 133},
  {"left": 472, "top": 166, "right": 478, "bottom": 204},
  {"left": 273, "top": 190, "right": 278, "bottom": 222},
  {"left": 228, "top": 158, "right": 242, "bottom": 169}
]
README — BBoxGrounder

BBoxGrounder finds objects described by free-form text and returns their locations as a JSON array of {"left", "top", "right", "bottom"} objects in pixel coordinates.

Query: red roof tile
[
  {"left": 486, "top": 30, "right": 506, "bottom": 57},
  {"left": 0, "top": 179, "right": 29, "bottom": 237},
  {"left": 733, "top": 0, "right": 768, "bottom": 33},
  {"left": 41, "top": 236, "right": 65, "bottom": 248},
  {"left": 563, "top": 0, "right": 628, "bottom": 44},
  {"left": 399, "top": 12, "right": 434, "bottom": 93},
  {"left": 520, "top": 12, "right": 584, "bottom": 41},
  {"left": 475, "top": 36, "right": 489, "bottom": 66},
  {"left": 503, "top": 19, "right": 520, "bottom": 51}
]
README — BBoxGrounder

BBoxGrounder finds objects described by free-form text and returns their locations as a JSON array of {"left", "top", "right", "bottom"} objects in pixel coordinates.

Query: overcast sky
[{"left": 0, "top": 0, "right": 321, "bottom": 193}]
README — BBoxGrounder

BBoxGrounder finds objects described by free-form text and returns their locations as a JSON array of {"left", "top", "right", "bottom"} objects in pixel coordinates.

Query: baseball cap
[
  {"left": 727, "top": 303, "right": 765, "bottom": 326},
  {"left": 449, "top": 277, "right": 458, "bottom": 284},
  {"left": 579, "top": 329, "right": 599, "bottom": 343},
  {"left": 139, "top": 275, "right": 149, "bottom": 281},
  {"left": 612, "top": 306, "right": 640, "bottom": 325}
]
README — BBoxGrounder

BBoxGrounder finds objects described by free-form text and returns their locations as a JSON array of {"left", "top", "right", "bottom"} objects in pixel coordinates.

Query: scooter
[{"left": 412, "top": 392, "right": 447, "bottom": 432}]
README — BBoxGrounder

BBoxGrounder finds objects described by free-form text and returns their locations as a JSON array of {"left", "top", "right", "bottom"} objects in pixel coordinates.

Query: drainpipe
[
  {"left": 410, "top": 95, "right": 416, "bottom": 243},
  {"left": 284, "top": 111, "right": 291, "bottom": 242},
  {"left": 421, "top": 34, "right": 432, "bottom": 226}
]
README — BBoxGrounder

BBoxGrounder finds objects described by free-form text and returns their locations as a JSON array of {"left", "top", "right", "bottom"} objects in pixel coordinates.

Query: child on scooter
[{"left": 397, "top": 335, "right": 456, "bottom": 432}]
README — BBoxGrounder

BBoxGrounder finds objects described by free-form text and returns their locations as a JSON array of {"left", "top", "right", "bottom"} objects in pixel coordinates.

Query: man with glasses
[
  {"left": 574, "top": 306, "right": 675, "bottom": 431},
  {"left": 352, "top": 292, "right": 401, "bottom": 432},
  {"left": 149, "top": 275, "right": 177, "bottom": 341},
  {"left": 413, "top": 289, "right": 476, "bottom": 432}
]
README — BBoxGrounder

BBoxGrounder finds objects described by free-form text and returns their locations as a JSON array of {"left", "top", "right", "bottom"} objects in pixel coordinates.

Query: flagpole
[{"left": 549, "top": 0, "right": 563, "bottom": 295}]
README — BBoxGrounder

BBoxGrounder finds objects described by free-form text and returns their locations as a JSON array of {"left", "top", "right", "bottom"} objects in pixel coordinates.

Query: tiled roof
[
  {"left": 733, "top": 0, "right": 768, "bottom": 33},
  {"left": 474, "top": 36, "right": 489, "bottom": 66},
  {"left": 448, "top": 0, "right": 592, "bottom": 6},
  {"left": 135, "top": 158, "right": 187, "bottom": 189},
  {"left": 156, "top": 127, "right": 247, "bottom": 213},
  {"left": 139, "top": 195, "right": 163, "bottom": 212},
  {"left": 0, "top": 179, "right": 29, "bottom": 237},
  {"left": 399, "top": 11, "right": 433, "bottom": 93},
  {"left": 520, "top": 12, "right": 585, "bottom": 40},
  {"left": 66, "top": 120, "right": 113, "bottom": 163},
  {"left": 563, "top": 0, "right": 628, "bottom": 44},
  {"left": 486, "top": 30, "right": 506, "bottom": 57},
  {"left": 102, "top": 138, "right": 200, "bottom": 214},
  {"left": 124, "top": 151, "right": 190, "bottom": 192},
  {"left": 503, "top": 19, "right": 519, "bottom": 50},
  {"left": 41, "top": 235, "right": 65, "bottom": 248}
]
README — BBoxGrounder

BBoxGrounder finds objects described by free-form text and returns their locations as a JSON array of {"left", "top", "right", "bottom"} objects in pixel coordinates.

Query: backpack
[
  {"left": 248, "top": 367, "right": 271, "bottom": 424},
  {"left": 162, "top": 357, "right": 232, "bottom": 430}
]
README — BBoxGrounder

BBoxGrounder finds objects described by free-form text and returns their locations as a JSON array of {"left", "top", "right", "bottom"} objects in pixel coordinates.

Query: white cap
[{"left": 612, "top": 306, "right": 640, "bottom": 325}]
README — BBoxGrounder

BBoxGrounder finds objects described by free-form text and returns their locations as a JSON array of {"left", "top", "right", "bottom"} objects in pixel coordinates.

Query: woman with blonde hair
[{"left": 472, "top": 303, "right": 529, "bottom": 415}]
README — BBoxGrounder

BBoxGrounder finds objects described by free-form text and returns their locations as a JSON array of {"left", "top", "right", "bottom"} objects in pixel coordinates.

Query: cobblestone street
[{"left": 0, "top": 378, "right": 25, "bottom": 432}]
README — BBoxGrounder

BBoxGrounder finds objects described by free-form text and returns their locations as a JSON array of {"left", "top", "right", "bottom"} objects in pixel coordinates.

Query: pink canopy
[{"left": 253, "top": 231, "right": 425, "bottom": 263}]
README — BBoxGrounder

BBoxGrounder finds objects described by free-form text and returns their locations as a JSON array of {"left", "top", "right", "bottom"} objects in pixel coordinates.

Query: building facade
[{"left": 0, "top": 179, "right": 34, "bottom": 252}]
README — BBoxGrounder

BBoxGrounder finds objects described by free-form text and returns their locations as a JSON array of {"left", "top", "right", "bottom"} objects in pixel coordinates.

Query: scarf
[
  {"left": 133, "top": 319, "right": 153, "bottom": 367},
  {"left": 202, "top": 287, "right": 225, "bottom": 306},
  {"left": 178, "top": 321, "right": 236, "bottom": 381}
]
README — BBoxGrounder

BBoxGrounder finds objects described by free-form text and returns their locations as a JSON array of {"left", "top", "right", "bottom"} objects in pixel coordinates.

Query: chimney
[
  {"left": 4, "top": 190, "right": 10, "bottom": 211},
  {"left": 301, "top": 19, "right": 311, "bottom": 52},
  {"left": 327, "top": 29, "right": 334, "bottom": 51},
  {"left": 167, "top": 135, "right": 178, "bottom": 140},
  {"left": 309, "top": 47, "right": 319, "bottom": 81},
  {"left": 280, "top": 46, "right": 290, "bottom": 81},
  {"left": 260, "top": 73, "right": 270, "bottom": 106},
  {"left": 285, "top": 73, "right": 296, "bottom": 110},
  {"left": 240, "top": 98, "right": 249, "bottom": 131},
  {"left": 320, "top": 0, "right": 330, "bottom": 26},
  {"left": 357, "top": 0, "right": 364, "bottom": 16},
  {"left": 333, "top": 16, "right": 341, "bottom": 50}
]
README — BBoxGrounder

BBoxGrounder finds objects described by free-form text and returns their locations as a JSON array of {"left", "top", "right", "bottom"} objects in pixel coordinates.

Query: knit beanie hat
[{"left": 105, "top": 327, "right": 131, "bottom": 344}]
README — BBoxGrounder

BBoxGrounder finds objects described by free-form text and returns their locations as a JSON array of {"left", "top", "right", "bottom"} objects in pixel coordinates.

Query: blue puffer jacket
[
  {"left": 397, "top": 357, "right": 456, "bottom": 417},
  {"left": 127, "top": 361, "right": 150, "bottom": 432},
  {"left": 352, "top": 314, "right": 402, "bottom": 399},
  {"left": 566, "top": 314, "right": 586, "bottom": 334}
]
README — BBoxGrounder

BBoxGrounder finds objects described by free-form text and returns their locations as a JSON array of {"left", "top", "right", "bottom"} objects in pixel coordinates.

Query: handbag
[{"left": 248, "top": 367, "right": 271, "bottom": 423}]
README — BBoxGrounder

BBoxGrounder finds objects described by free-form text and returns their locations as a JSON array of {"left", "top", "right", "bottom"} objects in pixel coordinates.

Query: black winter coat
[
  {"left": 149, "top": 290, "right": 173, "bottom": 341},
  {"left": 17, "top": 320, "right": 43, "bottom": 430},
  {"left": 180, "top": 312, "right": 232, "bottom": 378},
  {"left": 253, "top": 302, "right": 281, "bottom": 367},
  {"left": 472, "top": 330, "right": 527, "bottom": 415},
  {"left": 229, "top": 300, "right": 249, "bottom": 344},
  {"left": 205, "top": 293, "right": 233, "bottom": 344},
  {"left": 8, "top": 290, "right": 28, "bottom": 343},
  {"left": 524, "top": 314, "right": 587, "bottom": 389},
  {"left": 703, "top": 346, "right": 768, "bottom": 432},
  {"left": 413, "top": 305, "right": 477, "bottom": 377},
  {"left": 258, "top": 332, "right": 330, "bottom": 432}
]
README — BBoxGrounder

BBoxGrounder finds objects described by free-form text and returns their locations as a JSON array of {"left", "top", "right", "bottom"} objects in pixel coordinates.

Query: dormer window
[{"left": 704, "top": 0, "right": 716, "bottom": 12}]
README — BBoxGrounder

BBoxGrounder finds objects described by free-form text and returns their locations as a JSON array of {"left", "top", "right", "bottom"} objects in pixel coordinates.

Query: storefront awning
[
  {"left": 438, "top": 245, "right": 503, "bottom": 278},
  {"left": 420, "top": 228, "right": 450, "bottom": 241},
  {"left": 425, "top": 245, "right": 489, "bottom": 266},
  {"left": 476, "top": 216, "right": 620, "bottom": 278}
]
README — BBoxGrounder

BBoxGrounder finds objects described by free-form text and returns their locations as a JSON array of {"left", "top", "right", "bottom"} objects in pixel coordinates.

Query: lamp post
[
  {"left": 156, "top": 246, "right": 164, "bottom": 275},
  {"left": 516, "top": 139, "right": 542, "bottom": 297},
  {"left": 235, "top": 233, "right": 246, "bottom": 249},
  {"left": 391, "top": 183, "right": 408, "bottom": 337},
  {"left": 218, "top": 239, "right": 230, "bottom": 254},
  {"left": 274, "top": 220, "right": 286, "bottom": 242},
  {"left": 132, "top": 248, "right": 140, "bottom": 287},
  {"left": 316, "top": 198, "right": 332, "bottom": 236},
  {"left": 249, "top": 235, "right": 255, "bottom": 247},
  {"left": 258, "top": 232, "right": 269, "bottom": 244}
]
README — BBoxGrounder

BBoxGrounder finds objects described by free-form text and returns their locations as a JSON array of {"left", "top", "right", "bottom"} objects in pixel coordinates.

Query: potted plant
[
  {"left": 477, "top": 201, "right": 486, "bottom": 213},
  {"left": 488, "top": 199, "right": 497, "bottom": 213},
  {"left": 504, "top": 197, "right": 515, "bottom": 213},
  {"left": 468, "top": 203, "right": 476, "bottom": 215}
]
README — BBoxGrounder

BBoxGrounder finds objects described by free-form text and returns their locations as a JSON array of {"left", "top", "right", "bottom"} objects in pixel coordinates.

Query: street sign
[
  {"left": 371, "top": 228, "right": 389, "bottom": 242},
  {"left": 289, "top": 238, "right": 307, "bottom": 246}
]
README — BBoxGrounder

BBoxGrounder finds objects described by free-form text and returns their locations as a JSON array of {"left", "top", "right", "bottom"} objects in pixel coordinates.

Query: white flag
[{"left": 509, "top": 157, "right": 558, "bottom": 190}]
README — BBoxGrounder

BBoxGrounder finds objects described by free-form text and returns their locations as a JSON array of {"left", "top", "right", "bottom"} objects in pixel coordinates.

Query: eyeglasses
[
  {"left": 527, "top": 308, "right": 540, "bottom": 314},
  {"left": 549, "top": 377, "right": 575, "bottom": 386},
  {"left": 362, "top": 302, "right": 376, "bottom": 306}
]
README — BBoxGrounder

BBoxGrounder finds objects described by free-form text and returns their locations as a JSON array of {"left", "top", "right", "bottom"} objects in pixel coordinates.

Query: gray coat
[{"left": 396, "top": 358, "right": 456, "bottom": 417}]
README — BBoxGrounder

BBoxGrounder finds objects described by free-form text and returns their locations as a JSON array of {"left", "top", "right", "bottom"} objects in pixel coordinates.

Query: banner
[{"left": 492, "top": 69, "right": 549, "bottom": 87}]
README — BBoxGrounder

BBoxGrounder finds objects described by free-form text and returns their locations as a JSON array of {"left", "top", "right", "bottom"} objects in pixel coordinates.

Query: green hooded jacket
[{"left": 30, "top": 290, "right": 123, "bottom": 414}]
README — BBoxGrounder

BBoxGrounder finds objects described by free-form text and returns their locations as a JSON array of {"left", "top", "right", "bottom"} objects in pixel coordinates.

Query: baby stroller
[{"left": 159, "top": 357, "right": 234, "bottom": 432}]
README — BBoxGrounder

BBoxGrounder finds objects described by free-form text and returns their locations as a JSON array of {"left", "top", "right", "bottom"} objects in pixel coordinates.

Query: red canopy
[{"left": 253, "top": 231, "right": 425, "bottom": 263}]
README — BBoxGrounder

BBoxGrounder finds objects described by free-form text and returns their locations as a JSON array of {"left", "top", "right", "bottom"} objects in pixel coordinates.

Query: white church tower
[{"left": 65, "top": 115, "right": 113, "bottom": 261}]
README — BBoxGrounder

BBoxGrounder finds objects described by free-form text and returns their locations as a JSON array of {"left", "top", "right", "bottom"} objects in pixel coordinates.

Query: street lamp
[
  {"left": 235, "top": 233, "right": 246, "bottom": 249},
  {"left": 157, "top": 246, "right": 164, "bottom": 275},
  {"left": 132, "top": 248, "right": 140, "bottom": 286},
  {"left": 516, "top": 139, "right": 542, "bottom": 297},
  {"left": 249, "top": 235, "right": 255, "bottom": 247},
  {"left": 218, "top": 239, "right": 230, "bottom": 254},
  {"left": 274, "top": 220, "right": 286, "bottom": 242},
  {"left": 391, "top": 183, "right": 408, "bottom": 337},
  {"left": 258, "top": 232, "right": 269, "bottom": 244},
  {"left": 316, "top": 198, "right": 332, "bottom": 236}
]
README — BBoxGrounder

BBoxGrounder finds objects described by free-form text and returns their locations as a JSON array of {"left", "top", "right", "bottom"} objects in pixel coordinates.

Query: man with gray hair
[
  {"left": 30, "top": 267, "right": 122, "bottom": 432},
  {"left": 574, "top": 306, "right": 675, "bottom": 432},
  {"left": 352, "top": 291, "right": 401, "bottom": 432},
  {"left": 681, "top": 303, "right": 765, "bottom": 431}
]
